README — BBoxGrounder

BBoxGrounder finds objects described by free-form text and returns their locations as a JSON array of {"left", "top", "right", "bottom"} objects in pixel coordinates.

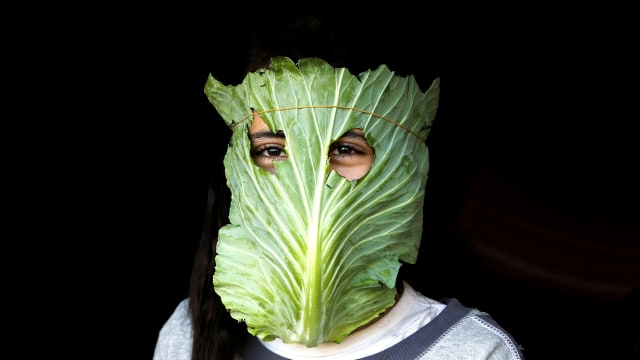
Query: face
[{"left": 249, "top": 113, "right": 375, "bottom": 180}]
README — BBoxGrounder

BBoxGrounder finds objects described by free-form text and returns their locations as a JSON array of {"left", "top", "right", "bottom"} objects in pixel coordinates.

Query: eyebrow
[
  {"left": 249, "top": 130, "right": 286, "bottom": 141},
  {"left": 339, "top": 130, "right": 367, "bottom": 141}
]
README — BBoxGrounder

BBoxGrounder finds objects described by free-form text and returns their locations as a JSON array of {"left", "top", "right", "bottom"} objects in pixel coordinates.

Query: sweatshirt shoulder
[
  {"left": 420, "top": 299, "right": 525, "bottom": 359},
  {"left": 153, "top": 299, "right": 192, "bottom": 360},
  {"left": 464, "top": 309, "right": 525, "bottom": 359}
]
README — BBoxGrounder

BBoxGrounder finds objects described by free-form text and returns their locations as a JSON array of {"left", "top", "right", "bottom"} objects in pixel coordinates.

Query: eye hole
[
  {"left": 328, "top": 129, "right": 375, "bottom": 180},
  {"left": 250, "top": 137, "right": 287, "bottom": 174},
  {"left": 249, "top": 114, "right": 287, "bottom": 174},
  {"left": 251, "top": 144, "right": 287, "bottom": 170}
]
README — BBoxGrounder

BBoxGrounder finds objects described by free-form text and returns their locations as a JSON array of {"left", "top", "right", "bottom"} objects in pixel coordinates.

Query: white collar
[{"left": 260, "top": 282, "right": 445, "bottom": 359}]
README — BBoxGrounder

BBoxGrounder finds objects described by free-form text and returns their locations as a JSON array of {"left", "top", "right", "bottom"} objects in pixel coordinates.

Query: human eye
[
  {"left": 251, "top": 144, "right": 287, "bottom": 161},
  {"left": 328, "top": 143, "right": 365, "bottom": 159},
  {"left": 250, "top": 139, "right": 287, "bottom": 173}
]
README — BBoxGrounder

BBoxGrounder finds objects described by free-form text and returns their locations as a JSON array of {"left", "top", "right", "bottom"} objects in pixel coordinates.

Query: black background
[{"left": 35, "top": 4, "right": 638, "bottom": 359}]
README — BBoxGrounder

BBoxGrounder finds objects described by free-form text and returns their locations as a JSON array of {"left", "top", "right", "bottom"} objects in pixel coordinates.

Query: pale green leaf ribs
[{"left": 205, "top": 57, "right": 439, "bottom": 346}]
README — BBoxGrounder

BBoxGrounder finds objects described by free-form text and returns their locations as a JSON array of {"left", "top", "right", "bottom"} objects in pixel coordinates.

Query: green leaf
[{"left": 205, "top": 57, "right": 439, "bottom": 346}]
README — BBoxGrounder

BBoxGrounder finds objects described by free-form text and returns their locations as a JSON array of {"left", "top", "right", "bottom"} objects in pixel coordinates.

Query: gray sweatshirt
[{"left": 154, "top": 283, "right": 524, "bottom": 359}]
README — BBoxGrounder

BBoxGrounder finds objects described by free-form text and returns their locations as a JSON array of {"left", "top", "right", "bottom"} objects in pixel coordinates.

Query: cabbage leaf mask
[{"left": 204, "top": 57, "right": 439, "bottom": 347}]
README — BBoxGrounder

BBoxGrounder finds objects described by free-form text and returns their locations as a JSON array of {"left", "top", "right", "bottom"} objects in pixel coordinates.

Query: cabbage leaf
[{"left": 205, "top": 57, "right": 439, "bottom": 346}]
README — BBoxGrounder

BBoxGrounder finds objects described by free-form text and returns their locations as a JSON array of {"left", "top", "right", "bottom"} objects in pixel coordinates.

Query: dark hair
[{"left": 188, "top": 157, "right": 244, "bottom": 359}]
